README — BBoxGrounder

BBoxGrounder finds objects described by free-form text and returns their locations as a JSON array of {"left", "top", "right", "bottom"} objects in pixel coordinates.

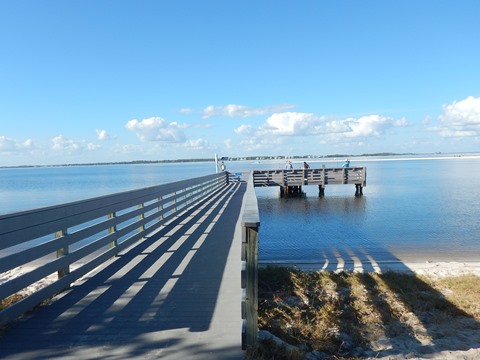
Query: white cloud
[
  {"left": 96, "top": 129, "right": 110, "bottom": 140},
  {"left": 51, "top": 135, "right": 100, "bottom": 154},
  {"left": 202, "top": 104, "right": 294, "bottom": 119},
  {"left": 0, "top": 136, "right": 34, "bottom": 153},
  {"left": 125, "top": 117, "right": 187, "bottom": 142},
  {"left": 23, "top": 139, "right": 34, "bottom": 148},
  {"left": 179, "top": 108, "right": 194, "bottom": 114},
  {"left": 233, "top": 112, "right": 407, "bottom": 152},
  {"left": 234, "top": 124, "right": 255, "bottom": 136},
  {"left": 51, "top": 135, "right": 81, "bottom": 153},
  {"left": 87, "top": 143, "right": 100, "bottom": 151},
  {"left": 335, "top": 115, "right": 407, "bottom": 138},
  {"left": 258, "top": 112, "right": 325, "bottom": 136},
  {"left": 324, "top": 120, "right": 353, "bottom": 134},
  {"left": 239, "top": 136, "right": 287, "bottom": 152},
  {"left": 183, "top": 138, "right": 209, "bottom": 150},
  {"left": 252, "top": 113, "right": 405, "bottom": 138},
  {"left": 0, "top": 136, "right": 18, "bottom": 152},
  {"left": 434, "top": 96, "right": 480, "bottom": 137}
]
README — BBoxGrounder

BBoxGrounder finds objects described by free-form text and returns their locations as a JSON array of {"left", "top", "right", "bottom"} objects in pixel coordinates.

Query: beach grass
[
  {"left": 249, "top": 267, "right": 480, "bottom": 359},
  {"left": 0, "top": 294, "right": 25, "bottom": 311}
]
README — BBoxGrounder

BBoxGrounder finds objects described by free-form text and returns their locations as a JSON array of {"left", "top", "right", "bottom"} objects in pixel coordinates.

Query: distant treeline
[
  {"left": 1, "top": 158, "right": 214, "bottom": 169},
  {"left": 227, "top": 152, "right": 416, "bottom": 161},
  {"left": 1, "top": 153, "right": 419, "bottom": 169}
]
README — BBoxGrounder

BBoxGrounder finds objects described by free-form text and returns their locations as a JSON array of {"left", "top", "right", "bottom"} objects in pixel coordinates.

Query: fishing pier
[{"left": 253, "top": 166, "right": 367, "bottom": 196}]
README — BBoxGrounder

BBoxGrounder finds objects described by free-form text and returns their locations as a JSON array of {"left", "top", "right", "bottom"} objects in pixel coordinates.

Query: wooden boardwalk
[{"left": 0, "top": 182, "right": 246, "bottom": 360}]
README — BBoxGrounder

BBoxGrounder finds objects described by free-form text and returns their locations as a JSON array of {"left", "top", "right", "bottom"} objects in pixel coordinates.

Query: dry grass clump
[
  {"left": 427, "top": 274, "right": 480, "bottom": 318},
  {"left": 0, "top": 293, "right": 26, "bottom": 311},
  {"left": 253, "top": 267, "right": 480, "bottom": 359}
]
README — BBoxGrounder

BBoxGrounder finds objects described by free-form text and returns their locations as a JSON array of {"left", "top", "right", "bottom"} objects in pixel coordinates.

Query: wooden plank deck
[{"left": 0, "top": 182, "right": 246, "bottom": 360}]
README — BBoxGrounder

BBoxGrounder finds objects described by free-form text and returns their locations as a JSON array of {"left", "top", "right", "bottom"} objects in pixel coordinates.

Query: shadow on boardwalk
[{"left": 0, "top": 183, "right": 246, "bottom": 360}]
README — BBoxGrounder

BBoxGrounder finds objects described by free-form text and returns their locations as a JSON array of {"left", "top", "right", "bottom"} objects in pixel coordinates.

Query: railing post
[
  {"left": 172, "top": 192, "right": 177, "bottom": 214},
  {"left": 55, "top": 229, "right": 70, "bottom": 279},
  {"left": 319, "top": 165, "right": 326, "bottom": 197},
  {"left": 343, "top": 167, "right": 348, "bottom": 184},
  {"left": 244, "top": 224, "right": 259, "bottom": 349},
  {"left": 241, "top": 172, "right": 260, "bottom": 350},
  {"left": 108, "top": 212, "right": 117, "bottom": 248},
  {"left": 138, "top": 203, "right": 145, "bottom": 233},
  {"left": 158, "top": 196, "right": 164, "bottom": 222}
]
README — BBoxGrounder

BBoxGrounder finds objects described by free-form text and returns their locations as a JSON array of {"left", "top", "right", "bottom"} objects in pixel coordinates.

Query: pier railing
[
  {"left": 253, "top": 166, "right": 366, "bottom": 187},
  {"left": 241, "top": 172, "right": 260, "bottom": 350},
  {"left": 253, "top": 166, "right": 366, "bottom": 196},
  {"left": 0, "top": 172, "right": 228, "bottom": 326}
]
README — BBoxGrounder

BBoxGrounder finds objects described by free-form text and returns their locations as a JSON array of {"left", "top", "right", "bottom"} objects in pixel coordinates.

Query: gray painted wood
[
  {"left": 253, "top": 167, "right": 367, "bottom": 187},
  {"left": 0, "top": 172, "right": 228, "bottom": 325},
  {"left": 241, "top": 173, "right": 260, "bottom": 350}
]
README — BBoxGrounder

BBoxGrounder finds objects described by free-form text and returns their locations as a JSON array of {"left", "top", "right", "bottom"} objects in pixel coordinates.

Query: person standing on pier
[
  {"left": 303, "top": 161, "right": 310, "bottom": 169},
  {"left": 285, "top": 160, "right": 293, "bottom": 169}
]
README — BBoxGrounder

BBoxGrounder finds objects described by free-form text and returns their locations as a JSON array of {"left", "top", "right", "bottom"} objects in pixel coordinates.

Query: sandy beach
[
  {"left": 259, "top": 260, "right": 480, "bottom": 360},
  {"left": 3, "top": 261, "right": 480, "bottom": 359},
  {"left": 269, "top": 259, "right": 480, "bottom": 277},
  {"left": 375, "top": 260, "right": 480, "bottom": 277}
]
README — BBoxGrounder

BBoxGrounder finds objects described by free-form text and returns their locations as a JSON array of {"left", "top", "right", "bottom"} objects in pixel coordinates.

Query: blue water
[
  {"left": 256, "top": 158, "right": 480, "bottom": 263},
  {"left": 0, "top": 162, "right": 214, "bottom": 214},
  {"left": 1, "top": 157, "right": 479, "bottom": 262}
]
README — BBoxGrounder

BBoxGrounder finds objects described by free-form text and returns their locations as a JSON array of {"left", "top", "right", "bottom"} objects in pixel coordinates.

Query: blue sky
[{"left": 1, "top": 1, "right": 479, "bottom": 166}]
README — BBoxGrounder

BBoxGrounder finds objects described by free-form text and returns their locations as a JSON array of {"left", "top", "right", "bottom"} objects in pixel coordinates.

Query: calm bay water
[
  {"left": 1, "top": 156, "right": 479, "bottom": 263},
  {"left": 257, "top": 157, "right": 480, "bottom": 264},
  {"left": 0, "top": 162, "right": 215, "bottom": 214}
]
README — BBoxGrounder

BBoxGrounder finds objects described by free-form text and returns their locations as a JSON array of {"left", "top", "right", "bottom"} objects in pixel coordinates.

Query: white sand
[
  {"left": 376, "top": 260, "right": 480, "bottom": 277},
  {"left": 276, "top": 260, "right": 480, "bottom": 278},
  {"left": 3, "top": 261, "right": 480, "bottom": 359}
]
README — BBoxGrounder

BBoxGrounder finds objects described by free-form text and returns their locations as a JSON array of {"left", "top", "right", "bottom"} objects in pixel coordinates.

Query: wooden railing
[
  {"left": 241, "top": 172, "right": 260, "bottom": 350},
  {"left": 0, "top": 172, "right": 228, "bottom": 326},
  {"left": 253, "top": 166, "right": 367, "bottom": 187}
]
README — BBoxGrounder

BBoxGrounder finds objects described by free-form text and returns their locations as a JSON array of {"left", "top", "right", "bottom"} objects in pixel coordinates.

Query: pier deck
[{"left": 0, "top": 182, "right": 246, "bottom": 360}]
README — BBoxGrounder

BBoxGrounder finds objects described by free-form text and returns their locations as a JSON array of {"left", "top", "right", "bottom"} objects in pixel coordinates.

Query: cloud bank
[
  {"left": 1, "top": 96, "right": 478, "bottom": 166},
  {"left": 0, "top": 136, "right": 34, "bottom": 154},
  {"left": 125, "top": 117, "right": 187, "bottom": 142},
  {"left": 51, "top": 135, "right": 98, "bottom": 154},
  {"left": 202, "top": 104, "right": 294, "bottom": 119},
  {"left": 434, "top": 96, "right": 480, "bottom": 137},
  {"left": 234, "top": 112, "right": 407, "bottom": 151}
]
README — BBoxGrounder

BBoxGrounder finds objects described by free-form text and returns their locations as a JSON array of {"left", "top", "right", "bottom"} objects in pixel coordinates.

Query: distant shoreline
[{"left": 2, "top": 152, "right": 479, "bottom": 169}]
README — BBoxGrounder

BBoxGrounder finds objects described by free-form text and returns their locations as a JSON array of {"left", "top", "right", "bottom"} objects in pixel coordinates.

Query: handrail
[
  {"left": 240, "top": 171, "right": 260, "bottom": 350},
  {"left": 0, "top": 172, "right": 228, "bottom": 325},
  {"left": 253, "top": 166, "right": 367, "bottom": 187}
]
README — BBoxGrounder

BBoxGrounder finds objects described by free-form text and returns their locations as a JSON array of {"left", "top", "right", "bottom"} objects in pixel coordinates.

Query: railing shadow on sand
[{"left": 257, "top": 195, "right": 480, "bottom": 358}]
